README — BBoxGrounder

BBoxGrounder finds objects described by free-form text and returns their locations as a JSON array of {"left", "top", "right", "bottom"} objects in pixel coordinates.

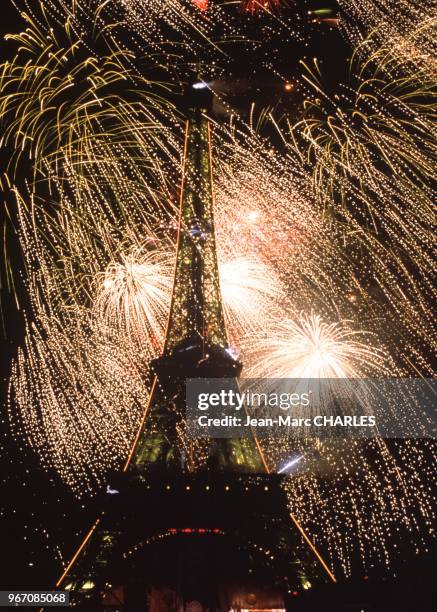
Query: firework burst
[
  {"left": 243, "top": 313, "right": 386, "bottom": 379},
  {"left": 94, "top": 248, "right": 173, "bottom": 357},
  {"left": 192, "top": 0, "right": 209, "bottom": 10},
  {"left": 219, "top": 255, "right": 285, "bottom": 342}
]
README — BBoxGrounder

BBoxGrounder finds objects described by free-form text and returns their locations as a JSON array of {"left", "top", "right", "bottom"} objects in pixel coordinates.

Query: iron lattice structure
[{"left": 165, "top": 110, "right": 227, "bottom": 352}]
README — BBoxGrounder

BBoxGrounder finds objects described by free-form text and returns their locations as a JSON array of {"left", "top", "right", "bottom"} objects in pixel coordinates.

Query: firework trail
[
  {"left": 280, "top": 437, "right": 436, "bottom": 576},
  {"left": 1, "top": 0, "right": 180, "bottom": 488},
  {"left": 1, "top": 1, "right": 178, "bottom": 181},
  {"left": 339, "top": 1, "right": 437, "bottom": 79}
]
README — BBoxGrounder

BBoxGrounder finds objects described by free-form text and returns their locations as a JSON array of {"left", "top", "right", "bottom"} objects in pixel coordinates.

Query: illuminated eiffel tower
[{"left": 54, "top": 86, "right": 334, "bottom": 612}]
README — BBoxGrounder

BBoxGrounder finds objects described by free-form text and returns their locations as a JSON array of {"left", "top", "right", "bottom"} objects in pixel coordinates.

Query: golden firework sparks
[{"left": 1, "top": 0, "right": 434, "bottom": 578}]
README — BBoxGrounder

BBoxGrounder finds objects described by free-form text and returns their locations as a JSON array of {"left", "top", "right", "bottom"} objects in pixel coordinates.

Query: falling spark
[{"left": 338, "top": 1, "right": 436, "bottom": 78}]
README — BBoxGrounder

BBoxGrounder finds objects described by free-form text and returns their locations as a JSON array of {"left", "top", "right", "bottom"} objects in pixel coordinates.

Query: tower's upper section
[{"left": 163, "top": 90, "right": 227, "bottom": 355}]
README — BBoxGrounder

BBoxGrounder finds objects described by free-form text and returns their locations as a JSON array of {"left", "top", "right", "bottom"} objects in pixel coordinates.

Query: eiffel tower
[{"left": 53, "top": 86, "right": 334, "bottom": 612}]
